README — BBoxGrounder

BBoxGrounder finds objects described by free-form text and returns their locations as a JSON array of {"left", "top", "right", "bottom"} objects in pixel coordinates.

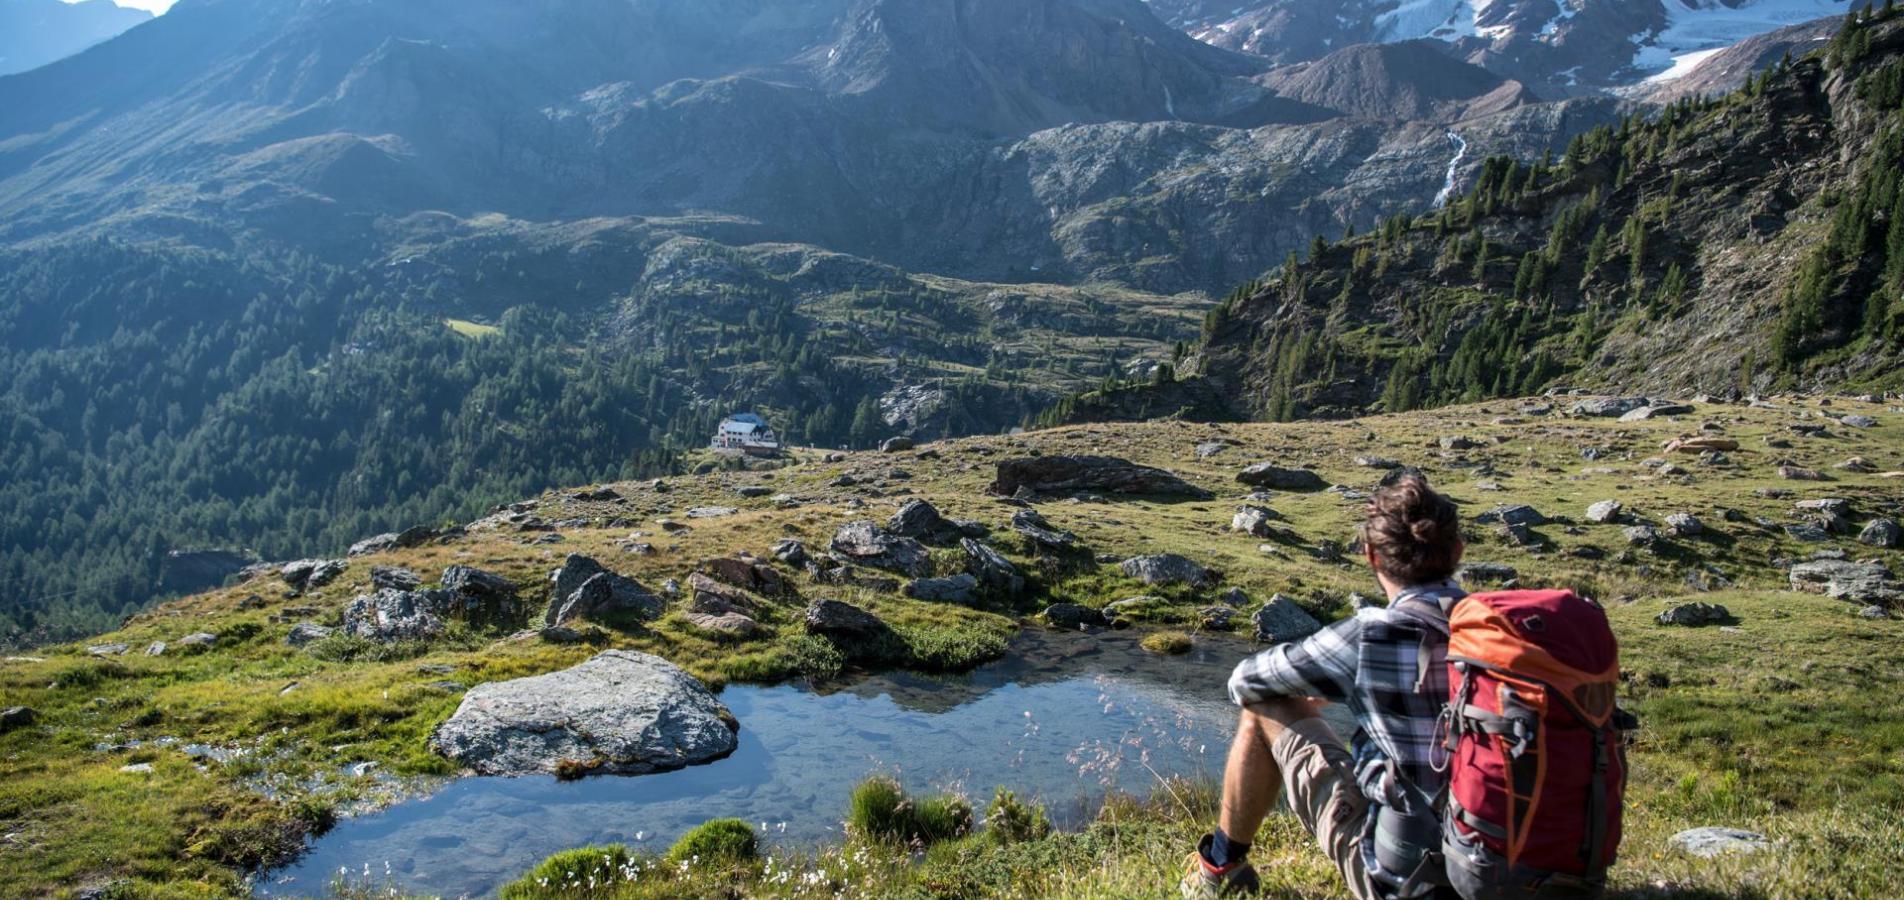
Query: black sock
[{"left": 1208, "top": 828, "right": 1251, "bottom": 869}]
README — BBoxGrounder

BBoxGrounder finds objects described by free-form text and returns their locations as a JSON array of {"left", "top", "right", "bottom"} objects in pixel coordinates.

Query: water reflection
[{"left": 263, "top": 629, "right": 1340, "bottom": 898}]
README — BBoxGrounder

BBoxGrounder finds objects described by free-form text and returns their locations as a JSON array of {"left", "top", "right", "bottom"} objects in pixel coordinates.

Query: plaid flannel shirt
[{"left": 1227, "top": 581, "right": 1466, "bottom": 800}]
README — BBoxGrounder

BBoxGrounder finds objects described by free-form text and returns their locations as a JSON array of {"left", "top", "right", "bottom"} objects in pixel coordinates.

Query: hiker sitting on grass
[{"left": 1184, "top": 472, "right": 1629, "bottom": 900}]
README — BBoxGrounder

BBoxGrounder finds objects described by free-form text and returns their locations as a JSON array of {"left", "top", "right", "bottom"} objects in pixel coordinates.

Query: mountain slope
[
  {"left": 0, "top": 0, "right": 151, "bottom": 76},
  {"left": 1057, "top": 7, "right": 1904, "bottom": 424}
]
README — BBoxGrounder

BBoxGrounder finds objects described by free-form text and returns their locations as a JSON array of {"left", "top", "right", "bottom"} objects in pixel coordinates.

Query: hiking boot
[{"left": 1180, "top": 834, "right": 1261, "bottom": 898}]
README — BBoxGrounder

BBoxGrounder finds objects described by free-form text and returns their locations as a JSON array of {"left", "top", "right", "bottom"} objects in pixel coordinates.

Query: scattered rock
[
  {"left": 237, "top": 595, "right": 267, "bottom": 610},
  {"left": 1476, "top": 504, "right": 1546, "bottom": 527},
  {"left": 1859, "top": 605, "right": 1891, "bottom": 620},
  {"left": 348, "top": 525, "right": 438, "bottom": 558},
  {"left": 1784, "top": 522, "right": 1832, "bottom": 543},
  {"left": 177, "top": 632, "right": 217, "bottom": 648},
  {"left": 1043, "top": 603, "right": 1105, "bottom": 629},
  {"left": 1198, "top": 606, "right": 1238, "bottom": 630},
  {"left": 440, "top": 566, "right": 524, "bottom": 626},
  {"left": 1438, "top": 435, "right": 1480, "bottom": 450},
  {"left": 0, "top": 706, "right": 36, "bottom": 732},
  {"left": 429, "top": 651, "right": 737, "bottom": 777},
  {"left": 1586, "top": 500, "right": 1624, "bottom": 524},
  {"left": 369, "top": 565, "right": 422, "bottom": 591},
  {"left": 1777, "top": 466, "right": 1827, "bottom": 481},
  {"left": 1354, "top": 455, "right": 1401, "bottom": 469},
  {"left": 280, "top": 558, "right": 347, "bottom": 591},
  {"left": 989, "top": 455, "right": 1212, "bottom": 498},
  {"left": 962, "top": 539, "right": 1024, "bottom": 597},
  {"left": 1237, "top": 463, "right": 1328, "bottom": 492},
  {"left": 697, "top": 556, "right": 795, "bottom": 599},
  {"left": 1841, "top": 415, "right": 1878, "bottom": 428},
  {"left": 86, "top": 643, "right": 128, "bottom": 656},
  {"left": 1460, "top": 562, "right": 1519, "bottom": 585},
  {"left": 1789, "top": 560, "right": 1901, "bottom": 604},
  {"left": 285, "top": 623, "right": 334, "bottom": 647},
  {"left": 1620, "top": 403, "right": 1694, "bottom": 421},
  {"left": 683, "top": 612, "right": 759, "bottom": 638},
  {"left": 1670, "top": 827, "right": 1770, "bottom": 858},
  {"left": 887, "top": 499, "right": 960, "bottom": 544},
  {"left": 733, "top": 486, "right": 773, "bottom": 499},
  {"left": 1231, "top": 505, "right": 1280, "bottom": 538},
  {"left": 1195, "top": 441, "right": 1231, "bottom": 459},
  {"left": 1571, "top": 397, "right": 1648, "bottom": 417},
  {"left": 343, "top": 588, "right": 453, "bottom": 643},
  {"left": 539, "top": 626, "right": 587, "bottom": 645},
  {"left": 688, "top": 574, "right": 761, "bottom": 617},
  {"left": 829, "top": 521, "right": 933, "bottom": 577},
  {"left": 1253, "top": 595, "right": 1322, "bottom": 644},
  {"left": 1119, "top": 554, "right": 1214, "bottom": 588},
  {"left": 803, "top": 599, "right": 893, "bottom": 641},
  {"left": 144, "top": 641, "right": 167, "bottom": 657},
  {"left": 1625, "top": 525, "right": 1661, "bottom": 546},
  {"left": 1010, "top": 509, "right": 1078, "bottom": 549},
  {"left": 1656, "top": 603, "right": 1732, "bottom": 627},
  {"left": 771, "top": 539, "right": 810, "bottom": 567},
  {"left": 1664, "top": 513, "right": 1704, "bottom": 537},
  {"left": 1664, "top": 436, "right": 1739, "bottom": 453},
  {"left": 905, "top": 574, "right": 980, "bottom": 604},
  {"left": 1859, "top": 519, "right": 1901, "bottom": 548},
  {"left": 685, "top": 506, "right": 740, "bottom": 519},
  {"left": 547, "top": 556, "right": 664, "bottom": 626},
  {"left": 879, "top": 437, "right": 915, "bottom": 453}
]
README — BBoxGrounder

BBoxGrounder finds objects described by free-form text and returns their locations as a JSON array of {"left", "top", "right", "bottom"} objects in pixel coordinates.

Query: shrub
[
  {"left": 665, "top": 818, "right": 757, "bottom": 866},
  {"left": 847, "top": 775, "right": 911, "bottom": 841},
  {"left": 1140, "top": 630, "right": 1193, "bottom": 655},
  {"left": 500, "top": 844, "right": 635, "bottom": 899},
  {"left": 912, "top": 793, "right": 974, "bottom": 843},
  {"left": 785, "top": 634, "right": 844, "bottom": 680},
  {"left": 898, "top": 624, "right": 1009, "bottom": 672},
  {"left": 985, "top": 788, "right": 1051, "bottom": 844}
]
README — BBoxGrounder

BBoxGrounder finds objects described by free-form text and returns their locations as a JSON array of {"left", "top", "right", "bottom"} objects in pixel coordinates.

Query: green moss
[{"left": 1139, "top": 630, "right": 1193, "bottom": 655}]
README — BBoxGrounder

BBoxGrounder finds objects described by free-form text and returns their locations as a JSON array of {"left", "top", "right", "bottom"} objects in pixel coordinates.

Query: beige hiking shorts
[{"left": 1272, "top": 716, "right": 1384, "bottom": 900}]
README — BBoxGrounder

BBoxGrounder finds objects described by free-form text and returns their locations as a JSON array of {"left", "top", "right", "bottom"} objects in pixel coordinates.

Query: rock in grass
[
  {"left": 829, "top": 521, "right": 933, "bottom": 577},
  {"left": 1656, "top": 603, "right": 1731, "bottom": 627},
  {"left": 1585, "top": 500, "right": 1623, "bottom": 524},
  {"left": 1253, "top": 595, "right": 1321, "bottom": 644},
  {"left": 1788, "top": 560, "right": 1901, "bottom": 604},
  {"left": 0, "top": 706, "right": 36, "bottom": 732},
  {"left": 1665, "top": 513, "right": 1704, "bottom": 537},
  {"left": 1236, "top": 463, "right": 1328, "bottom": 492},
  {"left": 177, "top": 632, "right": 217, "bottom": 648},
  {"left": 343, "top": 588, "right": 451, "bottom": 642},
  {"left": 429, "top": 651, "right": 737, "bottom": 777},
  {"left": 1670, "top": 827, "right": 1770, "bottom": 858},
  {"left": 905, "top": 574, "right": 979, "bottom": 604},
  {"left": 281, "top": 558, "right": 347, "bottom": 590},
  {"left": 1624, "top": 525, "right": 1661, "bottom": 546},
  {"left": 804, "top": 599, "right": 892, "bottom": 641},
  {"left": 1778, "top": 466, "right": 1827, "bottom": 481},
  {"left": 989, "top": 455, "right": 1212, "bottom": 499},
  {"left": 683, "top": 612, "right": 759, "bottom": 638},
  {"left": 1860, "top": 519, "right": 1901, "bottom": 548},
  {"left": 887, "top": 499, "right": 960, "bottom": 544},
  {"left": 1043, "top": 603, "right": 1105, "bottom": 629},
  {"left": 547, "top": 555, "right": 664, "bottom": 626},
  {"left": 1354, "top": 455, "right": 1401, "bottom": 469},
  {"left": 369, "top": 565, "right": 422, "bottom": 591},
  {"left": 1570, "top": 397, "right": 1648, "bottom": 417},
  {"left": 1119, "top": 554, "right": 1213, "bottom": 588},
  {"left": 86, "top": 643, "right": 128, "bottom": 656},
  {"left": 285, "top": 622, "right": 334, "bottom": 647},
  {"left": 1840, "top": 415, "right": 1878, "bottom": 428},
  {"left": 1231, "top": 505, "right": 1279, "bottom": 538},
  {"left": 962, "top": 539, "right": 1024, "bottom": 597},
  {"left": 1459, "top": 562, "right": 1518, "bottom": 585},
  {"left": 1010, "top": 509, "right": 1077, "bottom": 549},
  {"left": 1475, "top": 504, "right": 1545, "bottom": 527},
  {"left": 1195, "top": 442, "right": 1231, "bottom": 459}
]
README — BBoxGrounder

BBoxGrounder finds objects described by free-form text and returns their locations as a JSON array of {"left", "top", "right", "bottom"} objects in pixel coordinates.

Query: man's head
[{"left": 1362, "top": 471, "right": 1463, "bottom": 589}]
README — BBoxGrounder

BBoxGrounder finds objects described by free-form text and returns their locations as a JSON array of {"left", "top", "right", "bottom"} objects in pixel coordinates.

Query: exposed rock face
[
  {"left": 988, "top": 456, "right": 1211, "bottom": 499},
  {"left": 349, "top": 525, "right": 438, "bottom": 557},
  {"left": 281, "top": 559, "right": 346, "bottom": 591},
  {"left": 1236, "top": 464, "right": 1327, "bottom": 491},
  {"left": 1253, "top": 594, "right": 1322, "bottom": 643},
  {"left": 1119, "top": 554, "right": 1214, "bottom": 587},
  {"left": 803, "top": 599, "right": 894, "bottom": 641},
  {"left": 1570, "top": 397, "right": 1648, "bottom": 417},
  {"left": 829, "top": 521, "right": 933, "bottom": 577},
  {"left": 962, "top": 539, "right": 1025, "bottom": 597},
  {"left": 370, "top": 565, "right": 423, "bottom": 591},
  {"left": 343, "top": 589, "right": 452, "bottom": 643},
  {"left": 1656, "top": 602, "right": 1732, "bottom": 627},
  {"left": 441, "top": 566, "right": 524, "bottom": 625},
  {"left": 879, "top": 437, "right": 915, "bottom": 453},
  {"left": 1860, "top": 519, "right": 1901, "bottom": 548},
  {"left": 905, "top": 574, "right": 980, "bottom": 604},
  {"left": 429, "top": 651, "right": 737, "bottom": 777},
  {"left": 547, "top": 556, "right": 664, "bottom": 626},
  {"left": 1043, "top": 603, "right": 1105, "bottom": 629},
  {"left": 688, "top": 574, "right": 760, "bottom": 617},
  {"left": 1669, "top": 827, "right": 1770, "bottom": 858}
]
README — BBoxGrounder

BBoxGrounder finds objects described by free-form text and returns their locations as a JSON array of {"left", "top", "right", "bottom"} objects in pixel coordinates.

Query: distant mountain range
[{"left": 0, "top": 0, "right": 151, "bottom": 75}]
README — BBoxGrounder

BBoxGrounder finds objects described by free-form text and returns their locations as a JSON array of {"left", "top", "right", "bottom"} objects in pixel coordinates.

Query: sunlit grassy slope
[{"left": 4, "top": 394, "right": 1901, "bottom": 897}]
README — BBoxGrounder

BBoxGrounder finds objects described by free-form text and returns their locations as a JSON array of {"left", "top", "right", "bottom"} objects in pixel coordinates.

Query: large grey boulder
[
  {"left": 1570, "top": 397, "right": 1648, "bottom": 417},
  {"left": 989, "top": 455, "right": 1212, "bottom": 499},
  {"left": 281, "top": 559, "right": 346, "bottom": 591},
  {"left": 546, "top": 556, "right": 664, "bottom": 626},
  {"left": 1236, "top": 463, "right": 1327, "bottom": 491},
  {"left": 1043, "top": 603, "right": 1105, "bottom": 629},
  {"left": 1253, "top": 595, "right": 1322, "bottom": 644},
  {"left": 829, "top": 521, "right": 933, "bottom": 577},
  {"left": 429, "top": 651, "right": 737, "bottom": 777},
  {"left": 1664, "top": 513, "right": 1704, "bottom": 537},
  {"left": 285, "top": 622, "right": 334, "bottom": 647},
  {"left": 1475, "top": 505, "right": 1545, "bottom": 527},
  {"left": 962, "top": 539, "right": 1024, "bottom": 597},
  {"left": 1120, "top": 554, "right": 1213, "bottom": 588},
  {"left": 0, "top": 706, "right": 37, "bottom": 733},
  {"left": 1656, "top": 603, "right": 1731, "bottom": 627},
  {"left": 1231, "top": 505, "right": 1279, "bottom": 538},
  {"left": 441, "top": 565, "right": 525, "bottom": 626},
  {"left": 1860, "top": 519, "right": 1901, "bottom": 549},
  {"left": 696, "top": 556, "right": 795, "bottom": 600},
  {"left": 1585, "top": 500, "right": 1623, "bottom": 524}
]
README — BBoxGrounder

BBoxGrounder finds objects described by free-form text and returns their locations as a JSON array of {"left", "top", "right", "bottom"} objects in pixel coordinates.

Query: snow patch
[
  {"left": 1632, "top": 0, "right": 1855, "bottom": 76},
  {"left": 1643, "top": 46, "right": 1726, "bottom": 83}
]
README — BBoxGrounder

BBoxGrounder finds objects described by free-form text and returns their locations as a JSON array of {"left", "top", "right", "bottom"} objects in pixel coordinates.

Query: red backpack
[{"left": 1439, "top": 589, "right": 1632, "bottom": 899}]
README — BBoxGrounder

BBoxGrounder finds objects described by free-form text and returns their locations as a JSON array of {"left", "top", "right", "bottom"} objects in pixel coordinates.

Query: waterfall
[{"left": 1433, "top": 130, "right": 1469, "bottom": 209}]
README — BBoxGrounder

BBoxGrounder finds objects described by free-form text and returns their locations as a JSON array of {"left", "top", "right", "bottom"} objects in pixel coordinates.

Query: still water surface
[{"left": 264, "top": 628, "right": 1348, "bottom": 898}]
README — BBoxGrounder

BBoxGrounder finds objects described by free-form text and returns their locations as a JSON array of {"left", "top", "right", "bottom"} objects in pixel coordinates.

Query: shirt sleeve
[{"left": 1227, "top": 615, "right": 1361, "bottom": 706}]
